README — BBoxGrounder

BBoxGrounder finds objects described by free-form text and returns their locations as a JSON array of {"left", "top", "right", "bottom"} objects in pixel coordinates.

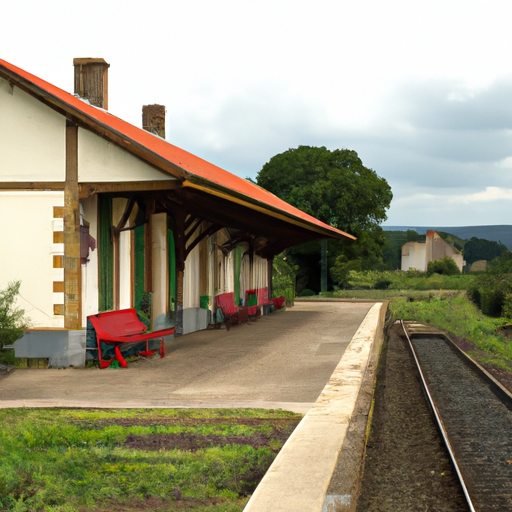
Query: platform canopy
[{"left": 0, "top": 59, "right": 355, "bottom": 258}]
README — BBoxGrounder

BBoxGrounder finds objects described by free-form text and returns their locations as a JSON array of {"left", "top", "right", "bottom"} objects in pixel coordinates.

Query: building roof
[{"left": 0, "top": 58, "right": 355, "bottom": 243}]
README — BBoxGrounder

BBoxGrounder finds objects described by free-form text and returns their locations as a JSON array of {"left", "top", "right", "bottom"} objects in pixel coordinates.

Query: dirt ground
[{"left": 107, "top": 417, "right": 301, "bottom": 452}]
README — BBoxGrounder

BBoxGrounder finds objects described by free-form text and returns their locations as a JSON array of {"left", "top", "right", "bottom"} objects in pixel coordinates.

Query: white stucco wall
[
  {"left": 78, "top": 128, "right": 176, "bottom": 183},
  {"left": 0, "top": 78, "right": 66, "bottom": 181},
  {"left": 252, "top": 255, "right": 268, "bottom": 290},
  {"left": 0, "top": 191, "right": 65, "bottom": 328},
  {"left": 80, "top": 195, "right": 99, "bottom": 323},
  {"left": 401, "top": 242, "right": 426, "bottom": 271}
]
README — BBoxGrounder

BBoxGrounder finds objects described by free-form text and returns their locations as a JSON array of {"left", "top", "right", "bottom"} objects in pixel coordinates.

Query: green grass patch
[
  {"left": 0, "top": 408, "right": 301, "bottom": 512},
  {"left": 389, "top": 294, "right": 512, "bottom": 370},
  {"left": 321, "top": 289, "right": 463, "bottom": 301},
  {"left": 338, "top": 270, "right": 476, "bottom": 291}
]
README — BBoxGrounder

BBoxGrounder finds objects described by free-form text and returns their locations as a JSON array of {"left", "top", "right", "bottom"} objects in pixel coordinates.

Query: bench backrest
[
  {"left": 215, "top": 292, "right": 237, "bottom": 315},
  {"left": 257, "top": 287, "right": 269, "bottom": 305},
  {"left": 88, "top": 308, "right": 147, "bottom": 337}
]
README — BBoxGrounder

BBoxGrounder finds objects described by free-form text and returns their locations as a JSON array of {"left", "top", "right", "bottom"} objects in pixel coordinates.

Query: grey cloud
[
  {"left": 395, "top": 79, "right": 512, "bottom": 131},
  {"left": 164, "top": 78, "right": 512, "bottom": 227}
]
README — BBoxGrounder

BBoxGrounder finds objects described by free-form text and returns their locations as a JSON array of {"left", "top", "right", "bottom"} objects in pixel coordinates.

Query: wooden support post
[
  {"left": 64, "top": 121, "right": 81, "bottom": 328},
  {"left": 173, "top": 208, "right": 186, "bottom": 335}
]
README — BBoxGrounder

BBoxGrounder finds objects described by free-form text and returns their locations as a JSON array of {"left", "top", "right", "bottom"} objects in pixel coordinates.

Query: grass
[
  {"left": 325, "top": 289, "right": 463, "bottom": 301},
  {"left": 389, "top": 293, "right": 512, "bottom": 371},
  {"left": 0, "top": 408, "right": 301, "bottom": 512}
]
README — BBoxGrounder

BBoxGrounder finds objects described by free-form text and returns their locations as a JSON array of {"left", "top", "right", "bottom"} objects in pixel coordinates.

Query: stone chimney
[
  {"left": 73, "top": 58, "right": 110, "bottom": 109},
  {"left": 142, "top": 104, "right": 166, "bottom": 138}
]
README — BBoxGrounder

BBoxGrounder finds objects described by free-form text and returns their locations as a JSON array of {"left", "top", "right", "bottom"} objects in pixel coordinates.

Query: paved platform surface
[{"left": 0, "top": 301, "right": 373, "bottom": 413}]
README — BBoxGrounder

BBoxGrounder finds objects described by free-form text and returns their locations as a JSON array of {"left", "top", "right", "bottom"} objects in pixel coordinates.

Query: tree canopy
[
  {"left": 257, "top": 146, "right": 392, "bottom": 234},
  {"left": 256, "top": 146, "right": 392, "bottom": 291},
  {"left": 463, "top": 237, "right": 507, "bottom": 265}
]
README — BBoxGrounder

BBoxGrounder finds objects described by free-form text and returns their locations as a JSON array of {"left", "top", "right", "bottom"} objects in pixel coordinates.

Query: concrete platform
[
  {"left": 244, "top": 303, "right": 385, "bottom": 512},
  {"left": 0, "top": 300, "right": 386, "bottom": 511}
]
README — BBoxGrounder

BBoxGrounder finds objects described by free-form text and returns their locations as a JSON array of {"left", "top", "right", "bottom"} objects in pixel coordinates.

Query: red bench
[
  {"left": 214, "top": 292, "right": 248, "bottom": 329},
  {"left": 87, "top": 308, "right": 174, "bottom": 368}
]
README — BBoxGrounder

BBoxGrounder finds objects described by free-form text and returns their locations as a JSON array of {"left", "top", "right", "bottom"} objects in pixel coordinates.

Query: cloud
[
  {"left": 450, "top": 186, "right": 512, "bottom": 204},
  {"left": 384, "top": 184, "right": 512, "bottom": 226}
]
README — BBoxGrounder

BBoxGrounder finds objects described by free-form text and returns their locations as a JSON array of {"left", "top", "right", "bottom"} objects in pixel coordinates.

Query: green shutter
[
  {"left": 168, "top": 228, "right": 176, "bottom": 315},
  {"left": 133, "top": 224, "right": 145, "bottom": 311},
  {"left": 98, "top": 195, "right": 113, "bottom": 311},
  {"left": 234, "top": 246, "right": 242, "bottom": 306}
]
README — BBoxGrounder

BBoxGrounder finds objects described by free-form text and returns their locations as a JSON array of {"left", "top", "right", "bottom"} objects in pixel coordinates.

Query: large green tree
[
  {"left": 256, "top": 146, "right": 392, "bottom": 291},
  {"left": 464, "top": 237, "right": 507, "bottom": 265}
]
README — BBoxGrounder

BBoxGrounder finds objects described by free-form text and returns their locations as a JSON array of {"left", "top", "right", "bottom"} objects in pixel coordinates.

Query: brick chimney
[
  {"left": 142, "top": 104, "right": 166, "bottom": 138},
  {"left": 73, "top": 58, "right": 110, "bottom": 109}
]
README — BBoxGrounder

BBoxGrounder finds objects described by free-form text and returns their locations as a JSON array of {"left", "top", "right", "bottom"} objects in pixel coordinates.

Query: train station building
[{"left": 0, "top": 58, "right": 355, "bottom": 366}]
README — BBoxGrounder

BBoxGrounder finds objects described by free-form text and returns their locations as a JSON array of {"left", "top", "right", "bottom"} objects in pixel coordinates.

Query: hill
[{"left": 382, "top": 225, "right": 512, "bottom": 249}]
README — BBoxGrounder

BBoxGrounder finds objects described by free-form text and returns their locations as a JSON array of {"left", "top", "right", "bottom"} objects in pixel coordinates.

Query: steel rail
[{"left": 399, "top": 320, "right": 476, "bottom": 512}]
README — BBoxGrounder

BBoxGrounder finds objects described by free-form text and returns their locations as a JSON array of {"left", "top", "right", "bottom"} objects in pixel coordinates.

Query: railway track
[{"left": 401, "top": 321, "right": 512, "bottom": 512}]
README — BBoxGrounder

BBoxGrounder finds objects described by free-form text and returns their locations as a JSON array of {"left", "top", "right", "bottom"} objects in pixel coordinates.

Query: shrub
[
  {"left": 503, "top": 293, "right": 512, "bottom": 318},
  {"left": 468, "top": 287, "right": 482, "bottom": 308},
  {"left": 0, "top": 281, "right": 30, "bottom": 349},
  {"left": 272, "top": 256, "right": 296, "bottom": 303},
  {"left": 374, "top": 279, "right": 392, "bottom": 290},
  {"left": 426, "top": 256, "right": 460, "bottom": 276},
  {"left": 480, "top": 289, "right": 505, "bottom": 317},
  {"left": 297, "top": 288, "right": 316, "bottom": 297}
]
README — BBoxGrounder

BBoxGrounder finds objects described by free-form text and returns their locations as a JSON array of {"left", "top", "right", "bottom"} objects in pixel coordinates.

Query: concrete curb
[{"left": 243, "top": 303, "right": 384, "bottom": 512}]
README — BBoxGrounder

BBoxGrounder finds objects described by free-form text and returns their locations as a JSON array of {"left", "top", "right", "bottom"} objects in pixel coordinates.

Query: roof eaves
[
  {"left": 0, "top": 59, "right": 356, "bottom": 242},
  {"left": 181, "top": 177, "right": 356, "bottom": 241}
]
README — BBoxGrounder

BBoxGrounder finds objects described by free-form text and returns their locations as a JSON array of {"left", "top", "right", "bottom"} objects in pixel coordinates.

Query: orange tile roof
[{"left": 0, "top": 58, "right": 355, "bottom": 241}]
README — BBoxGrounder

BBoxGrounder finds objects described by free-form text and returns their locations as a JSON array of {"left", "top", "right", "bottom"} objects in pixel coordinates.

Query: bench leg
[{"left": 114, "top": 346, "right": 128, "bottom": 368}]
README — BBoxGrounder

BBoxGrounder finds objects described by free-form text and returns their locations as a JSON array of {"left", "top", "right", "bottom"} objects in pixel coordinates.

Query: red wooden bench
[
  {"left": 87, "top": 308, "right": 174, "bottom": 368},
  {"left": 214, "top": 292, "right": 248, "bottom": 329}
]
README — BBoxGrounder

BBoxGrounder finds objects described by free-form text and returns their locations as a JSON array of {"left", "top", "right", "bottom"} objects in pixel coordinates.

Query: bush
[
  {"left": 426, "top": 256, "right": 460, "bottom": 276},
  {"left": 468, "top": 287, "right": 482, "bottom": 308},
  {"left": 374, "top": 279, "right": 392, "bottom": 290},
  {"left": 480, "top": 289, "right": 505, "bottom": 317},
  {"left": 0, "top": 281, "right": 30, "bottom": 349},
  {"left": 272, "top": 255, "right": 296, "bottom": 303},
  {"left": 297, "top": 288, "right": 316, "bottom": 297}
]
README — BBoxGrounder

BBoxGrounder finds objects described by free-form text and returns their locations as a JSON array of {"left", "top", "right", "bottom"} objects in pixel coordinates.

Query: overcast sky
[{"left": 3, "top": 0, "right": 512, "bottom": 227}]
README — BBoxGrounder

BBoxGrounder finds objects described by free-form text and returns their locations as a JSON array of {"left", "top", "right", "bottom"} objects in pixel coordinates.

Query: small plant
[{"left": 0, "top": 280, "right": 30, "bottom": 349}]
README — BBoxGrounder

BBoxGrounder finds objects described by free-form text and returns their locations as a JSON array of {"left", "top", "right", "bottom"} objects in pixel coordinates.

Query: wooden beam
[
  {"left": 64, "top": 122, "right": 81, "bottom": 329},
  {"left": 173, "top": 207, "right": 186, "bottom": 336},
  {"left": 78, "top": 180, "right": 182, "bottom": 199},
  {"left": 0, "top": 182, "right": 64, "bottom": 190},
  {"left": 185, "top": 223, "right": 221, "bottom": 259},
  {"left": 185, "top": 217, "right": 203, "bottom": 243}
]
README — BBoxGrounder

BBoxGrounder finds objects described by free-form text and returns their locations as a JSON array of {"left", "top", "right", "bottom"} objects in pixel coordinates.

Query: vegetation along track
[{"left": 402, "top": 320, "right": 512, "bottom": 511}]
